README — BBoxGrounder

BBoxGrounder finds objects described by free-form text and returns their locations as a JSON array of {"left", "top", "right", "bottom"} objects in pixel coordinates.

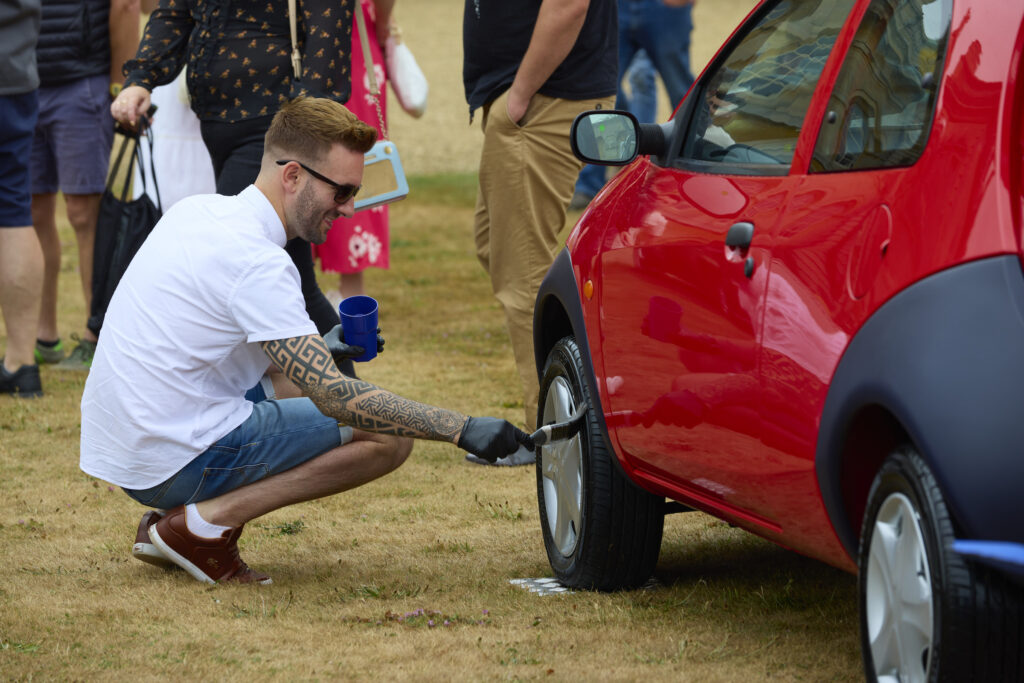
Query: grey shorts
[{"left": 31, "top": 74, "right": 115, "bottom": 195}]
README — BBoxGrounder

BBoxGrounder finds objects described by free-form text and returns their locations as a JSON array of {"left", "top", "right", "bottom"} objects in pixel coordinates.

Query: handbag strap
[
  {"left": 288, "top": 0, "right": 302, "bottom": 80},
  {"left": 107, "top": 118, "right": 163, "bottom": 211},
  {"left": 142, "top": 122, "right": 163, "bottom": 211},
  {"left": 354, "top": 2, "right": 387, "bottom": 139},
  {"left": 107, "top": 133, "right": 134, "bottom": 197},
  {"left": 121, "top": 140, "right": 140, "bottom": 204}
]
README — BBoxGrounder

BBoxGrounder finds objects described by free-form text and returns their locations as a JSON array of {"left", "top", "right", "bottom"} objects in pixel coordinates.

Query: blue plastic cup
[{"left": 338, "top": 295, "right": 379, "bottom": 362}]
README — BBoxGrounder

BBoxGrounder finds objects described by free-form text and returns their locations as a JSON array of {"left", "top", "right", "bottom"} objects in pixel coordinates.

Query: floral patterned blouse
[{"left": 124, "top": 0, "right": 354, "bottom": 122}]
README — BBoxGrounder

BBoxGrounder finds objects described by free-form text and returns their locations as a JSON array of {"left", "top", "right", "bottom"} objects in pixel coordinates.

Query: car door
[
  {"left": 755, "top": 0, "right": 954, "bottom": 547},
  {"left": 597, "top": 0, "right": 857, "bottom": 528}
]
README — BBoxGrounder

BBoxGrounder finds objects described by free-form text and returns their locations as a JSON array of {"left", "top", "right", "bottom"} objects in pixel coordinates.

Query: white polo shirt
[{"left": 80, "top": 186, "right": 318, "bottom": 489}]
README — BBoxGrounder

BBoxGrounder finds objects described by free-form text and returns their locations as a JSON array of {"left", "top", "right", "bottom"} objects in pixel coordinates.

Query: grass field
[{"left": 1, "top": 1, "right": 865, "bottom": 680}]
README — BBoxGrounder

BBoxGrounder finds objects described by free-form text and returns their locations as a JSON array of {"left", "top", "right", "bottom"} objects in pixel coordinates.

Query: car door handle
[{"left": 725, "top": 222, "right": 755, "bottom": 250}]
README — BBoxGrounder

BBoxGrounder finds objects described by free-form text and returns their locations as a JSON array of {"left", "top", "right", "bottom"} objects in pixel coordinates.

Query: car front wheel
[
  {"left": 536, "top": 335, "right": 664, "bottom": 590},
  {"left": 859, "top": 446, "right": 1023, "bottom": 682}
]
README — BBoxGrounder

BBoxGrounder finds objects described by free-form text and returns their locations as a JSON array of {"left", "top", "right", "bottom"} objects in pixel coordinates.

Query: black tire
[
  {"left": 535, "top": 335, "right": 664, "bottom": 590},
  {"left": 858, "top": 446, "right": 1024, "bottom": 682}
]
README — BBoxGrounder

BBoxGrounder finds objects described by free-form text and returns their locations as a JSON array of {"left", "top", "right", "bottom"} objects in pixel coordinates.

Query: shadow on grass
[
  {"left": 635, "top": 521, "right": 858, "bottom": 642},
  {"left": 658, "top": 524, "right": 854, "bottom": 588}
]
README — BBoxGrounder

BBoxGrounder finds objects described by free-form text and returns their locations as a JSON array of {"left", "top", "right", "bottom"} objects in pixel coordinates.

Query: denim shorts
[
  {"left": 31, "top": 74, "right": 115, "bottom": 195},
  {"left": 0, "top": 91, "right": 39, "bottom": 227},
  {"left": 123, "top": 385, "right": 353, "bottom": 509}
]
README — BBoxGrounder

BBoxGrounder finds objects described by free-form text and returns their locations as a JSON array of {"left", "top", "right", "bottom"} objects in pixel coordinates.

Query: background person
[
  {"left": 571, "top": 0, "right": 697, "bottom": 209},
  {"left": 129, "top": 0, "right": 215, "bottom": 209},
  {"left": 313, "top": 0, "right": 393, "bottom": 305},
  {"left": 621, "top": 50, "right": 659, "bottom": 125},
  {"left": 0, "top": 0, "right": 45, "bottom": 397},
  {"left": 462, "top": 0, "right": 617, "bottom": 466},
  {"left": 30, "top": 0, "right": 140, "bottom": 370},
  {"left": 617, "top": 0, "right": 697, "bottom": 118},
  {"left": 110, "top": 0, "right": 376, "bottom": 337},
  {"left": 132, "top": 71, "right": 217, "bottom": 210},
  {"left": 80, "top": 97, "right": 531, "bottom": 584}
]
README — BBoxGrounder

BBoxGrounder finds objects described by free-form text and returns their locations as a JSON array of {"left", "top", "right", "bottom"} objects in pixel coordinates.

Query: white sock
[{"left": 185, "top": 503, "right": 232, "bottom": 539}]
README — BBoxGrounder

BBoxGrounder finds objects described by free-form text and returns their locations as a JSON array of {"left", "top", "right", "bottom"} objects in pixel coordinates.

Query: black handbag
[{"left": 87, "top": 120, "right": 163, "bottom": 337}]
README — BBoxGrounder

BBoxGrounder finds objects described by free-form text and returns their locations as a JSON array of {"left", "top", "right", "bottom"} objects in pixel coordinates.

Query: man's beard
[{"left": 292, "top": 180, "right": 331, "bottom": 245}]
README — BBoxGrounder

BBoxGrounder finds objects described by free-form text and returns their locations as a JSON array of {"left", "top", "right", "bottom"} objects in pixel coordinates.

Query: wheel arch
[
  {"left": 533, "top": 249, "right": 623, "bottom": 479},
  {"left": 828, "top": 403, "right": 912, "bottom": 561},
  {"left": 532, "top": 249, "right": 579, "bottom": 382},
  {"left": 817, "top": 256, "right": 1024, "bottom": 561}
]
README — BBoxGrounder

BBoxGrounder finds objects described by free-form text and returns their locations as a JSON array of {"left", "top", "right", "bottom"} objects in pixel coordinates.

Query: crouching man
[{"left": 80, "top": 97, "right": 532, "bottom": 585}]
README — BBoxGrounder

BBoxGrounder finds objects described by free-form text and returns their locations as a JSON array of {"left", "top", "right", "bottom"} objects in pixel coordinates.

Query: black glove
[
  {"left": 457, "top": 417, "right": 535, "bottom": 463},
  {"left": 323, "top": 323, "right": 385, "bottom": 364}
]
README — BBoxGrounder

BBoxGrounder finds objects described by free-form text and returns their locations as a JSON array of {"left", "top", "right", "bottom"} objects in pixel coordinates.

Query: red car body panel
[{"left": 566, "top": 0, "right": 1024, "bottom": 572}]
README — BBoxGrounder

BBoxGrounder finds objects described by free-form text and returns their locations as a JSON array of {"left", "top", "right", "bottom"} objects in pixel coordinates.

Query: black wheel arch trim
[
  {"left": 817, "top": 255, "right": 1024, "bottom": 560},
  {"left": 533, "top": 248, "right": 631, "bottom": 483}
]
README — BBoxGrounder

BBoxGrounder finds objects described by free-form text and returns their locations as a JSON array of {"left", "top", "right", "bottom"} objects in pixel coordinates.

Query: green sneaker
[
  {"left": 55, "top": 337, "right": 96, "bottom": 371},
  {"left": 34, "top": 338, "right": 66, "bottom": 364}
]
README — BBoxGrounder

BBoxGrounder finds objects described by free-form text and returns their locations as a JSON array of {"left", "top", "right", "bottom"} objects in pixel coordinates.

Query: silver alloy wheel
[
  {"left": 540, "top": 375, "right": 583, "bottom": 557},
  {"left": 864, "top": 492, "right": 934, "bottom": 683}
]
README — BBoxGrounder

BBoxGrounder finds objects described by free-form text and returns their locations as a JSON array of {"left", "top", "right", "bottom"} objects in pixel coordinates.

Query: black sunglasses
[{"left": 276, "top": 159, "right": 360, "bottom": 204}]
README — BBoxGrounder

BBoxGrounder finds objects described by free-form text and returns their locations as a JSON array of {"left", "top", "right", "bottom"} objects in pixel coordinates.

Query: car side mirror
[{"left": 570, "top": 110, "right": 669, "bottom": 166}]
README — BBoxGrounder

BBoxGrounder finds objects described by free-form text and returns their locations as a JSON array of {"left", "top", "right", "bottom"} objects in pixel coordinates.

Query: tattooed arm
[{"left": 261, "top": 334, "right": 466, "bottom": 443}]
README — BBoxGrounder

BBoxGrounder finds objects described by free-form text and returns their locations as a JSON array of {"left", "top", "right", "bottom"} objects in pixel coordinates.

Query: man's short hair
[{"left": 265, "top": 96, "right": 377, "bottom": 162}]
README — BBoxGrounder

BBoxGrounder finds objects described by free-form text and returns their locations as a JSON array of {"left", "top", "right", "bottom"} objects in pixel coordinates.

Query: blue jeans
[
  {"left": 123, "top": 385, "right": 352, "bottom": 509},
  {"left": 575, "top": 51, "right": 659, "bottom": 198},
  {"left": 623, "top": 50, "right": 658, "bottom": 125},
  {"left": 617, "top": 0, "right": 695, "bottom": 111},
  {"left": 575, "top": 1, "right": 695, "bottom": 199}
]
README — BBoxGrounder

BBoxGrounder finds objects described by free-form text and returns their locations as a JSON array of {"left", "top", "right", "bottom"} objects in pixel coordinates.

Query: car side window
[
  {"left": 811, "top": 0, "right": 953, "bottom": 172},
  {"left": 681, "top": 0, "right": 856, "bottom": 173}
]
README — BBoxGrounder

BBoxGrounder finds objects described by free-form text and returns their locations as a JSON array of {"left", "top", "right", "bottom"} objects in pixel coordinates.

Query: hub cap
[
  {"left": 540, "top": 376, "right": 583, "bottom": 557},
  {"left": 865, "top": 492, "right": 934, "bottom": 683}
]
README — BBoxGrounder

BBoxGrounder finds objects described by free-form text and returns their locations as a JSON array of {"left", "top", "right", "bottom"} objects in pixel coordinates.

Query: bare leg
[
  {"left": 31, "top": 193, "right": 60, "bottom": 342},
  {"left": 64, "top": 193, "right": 101, "bottom": 342},
  {"left": 195, "top": 431, "right": 413, "bottom": 528},
  {"left": 339, "top": 271, "right": 364, "bottom": 299},
  {"left": 0, "top": 226, "right": 44, "bottom": 369},
  {"left": 268, "top": 369, "right": 302, "bottom": 399}
]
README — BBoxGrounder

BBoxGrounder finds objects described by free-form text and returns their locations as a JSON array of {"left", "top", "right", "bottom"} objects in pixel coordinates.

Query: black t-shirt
[{"left": 462, "top": 0, "right": 617, "bottom": 116}]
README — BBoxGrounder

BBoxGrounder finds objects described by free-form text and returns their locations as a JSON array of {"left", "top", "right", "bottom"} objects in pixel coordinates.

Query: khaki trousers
[{"left": 474, "top": 90, "right": 615, "bottom": 430}]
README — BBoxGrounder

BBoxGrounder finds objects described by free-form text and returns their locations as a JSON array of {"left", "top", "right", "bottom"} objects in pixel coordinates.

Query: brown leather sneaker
[
  {"left": 149, "top": 505, "right": 272, "bottom": 585},
  {"left": 132, "top": 510, "right": 174, "bottom": 567}
]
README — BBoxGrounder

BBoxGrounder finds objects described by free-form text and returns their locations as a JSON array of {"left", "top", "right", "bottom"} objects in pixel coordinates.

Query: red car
[{"left": 531, "top": 0, "right": 1024, "bottom": 680}]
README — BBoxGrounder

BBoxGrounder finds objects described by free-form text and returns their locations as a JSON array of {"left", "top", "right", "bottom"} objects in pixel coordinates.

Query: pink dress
[{"left": 313, "top": 0, "right": 389, "bottom": 274}]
